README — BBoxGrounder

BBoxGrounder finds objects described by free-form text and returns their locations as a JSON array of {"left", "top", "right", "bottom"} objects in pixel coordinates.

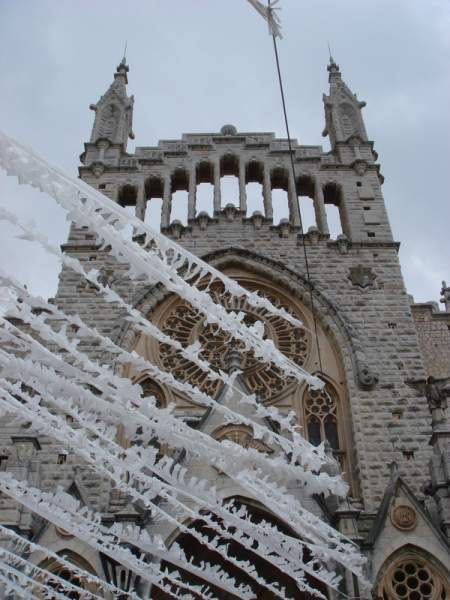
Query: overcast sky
[{"left": 0, "top": 0, "right": 449, "bottom": 305}]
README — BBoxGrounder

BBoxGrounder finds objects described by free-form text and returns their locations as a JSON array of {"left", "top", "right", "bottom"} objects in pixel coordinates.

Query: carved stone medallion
[
  {"left": 391, "top": 504, "right": 417, "bottom": 531},
  {"left": 348, "top": 265, "right": 376, "bottom": 288}
]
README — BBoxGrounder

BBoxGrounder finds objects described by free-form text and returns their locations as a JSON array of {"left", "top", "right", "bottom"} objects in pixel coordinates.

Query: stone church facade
[{"left": 1, "top": 58, "right": 449, "bottom": 599}]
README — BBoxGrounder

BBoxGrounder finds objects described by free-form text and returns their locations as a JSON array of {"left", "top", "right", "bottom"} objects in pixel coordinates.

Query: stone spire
[
  {"left": 322, "top": 59, "right": 369, "bottom": 151},
  {"left": 88, "top": 57, "right": 135, "bottom": 149}
]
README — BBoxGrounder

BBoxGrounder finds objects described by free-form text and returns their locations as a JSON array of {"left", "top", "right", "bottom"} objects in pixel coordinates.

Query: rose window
[
  {"left": 158, "top": 282, "right": 310, "bottom": 402},
  {"left": 383, "top": 559, "right": 448, "bottom": 600}
]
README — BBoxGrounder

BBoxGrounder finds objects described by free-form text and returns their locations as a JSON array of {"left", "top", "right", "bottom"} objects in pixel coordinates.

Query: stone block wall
[{"left": 411, "top": 303, "right": 450, "bottom": 379}]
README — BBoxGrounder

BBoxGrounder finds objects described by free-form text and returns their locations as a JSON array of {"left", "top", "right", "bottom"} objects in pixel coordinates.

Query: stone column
[
  {"left": 135, "top": 182, "right": 146, "bottom": 221},
  {"left": 188, "top": 164, "right": 196, "bottom": 221},
  {"left": 161, "top": 173, "right": 172, "bottom": 228},
  {"left": 239, "top": 157, "right": 247, "bottom": 214},
  {"left": 213, "top": 160, "right": 221, "bottom": 214},
  {"left": 288, "top": 170, "right": 301, "bottom": 227},
  {"left": 262, "top": 166, "right": 273, "bottom": 220},
  {"left": 314, "top": 178, "right": 329, "bottom": 236}
]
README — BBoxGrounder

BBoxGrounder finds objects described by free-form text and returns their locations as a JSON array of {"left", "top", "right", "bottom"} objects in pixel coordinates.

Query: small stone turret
[
  {"left": 322, "top": 59, "right": 368, "bottom": 149},
  {"left": 80, "top": 57, "right": 134, "bottom": 171},
  {"left": 89, "top": 57, "right": 134, "bottom": 148}
]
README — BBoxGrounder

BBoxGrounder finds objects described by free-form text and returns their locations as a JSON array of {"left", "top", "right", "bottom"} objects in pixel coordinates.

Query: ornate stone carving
[
  {"left": 222, "top": 203, "right": 239, "bottom": 221},
  {"left": 278, "top": 218, "right": 291, "bottom": 238},
  {"left": 195, "top": 211, "right": 212, "bottom": 231},
  {"left": 304, "top": 386, "right": 339, "bottom": 449},
  {"left": 213, "top": 425, "right": 272, "bottom": 454},
  {"left": 91, "top": 162, "right": 105, "bottom": 178},
  {"left": 379, "top": 556, "right": 450, "bottom": 600},
  {"left": 357, "top": 363, "right": 378, "bottom": 389},
  {"left": 348, "top": 264, "right": 376, "bottom": 288},
  {"left": 353, "top": 160, "right": 367, "bottom": 176},
  {"left": 249, "top": 211, "right": 264, "bottom": 230},
  {"left": 306, "top": 226, "right": 320, "bottom": 245},
  {"left": 157, "top": 281, "right": 309, "bottom": 402},
  {"left": 424, "top": 376, "right": 448, "bottom": 426},
  {"left": 337, "top": 234, "right": 349, "bottom": 255},
  {"left": 165, "top": 220, "right": 185, "bottom": 239},
  {"left": 391, "top": 504, "right": 417, "bottom": 531}
]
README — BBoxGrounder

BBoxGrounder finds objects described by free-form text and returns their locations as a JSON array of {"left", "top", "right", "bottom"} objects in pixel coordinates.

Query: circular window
[
  {"left": 157, "top": 281, "right": 310, "bottom": 402},
  {"left": 382, "top": 558, "right": 448, "bottom": 600}
]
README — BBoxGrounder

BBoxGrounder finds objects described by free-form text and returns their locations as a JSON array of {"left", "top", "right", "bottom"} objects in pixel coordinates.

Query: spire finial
[
  {"left": 327, "top": 41, "right": 335, "bottom": 65},
  {"left": 121, "top": 41, "right": 128, "bottom": 65}
]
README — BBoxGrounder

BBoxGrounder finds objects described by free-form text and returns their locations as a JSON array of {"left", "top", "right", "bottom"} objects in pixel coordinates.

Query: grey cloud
[{"left": 0, "top": 0, "right": 448, "bottom": 303}]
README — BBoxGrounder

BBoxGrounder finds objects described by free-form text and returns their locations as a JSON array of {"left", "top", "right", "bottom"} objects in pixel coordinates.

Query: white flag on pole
[{"left": 246, "top": 0, "right": 282, "bottom": 39}]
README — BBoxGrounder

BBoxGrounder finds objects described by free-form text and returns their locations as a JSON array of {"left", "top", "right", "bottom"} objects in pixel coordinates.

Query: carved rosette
[
  {"left": 391, "top": 505, "right": 417, "bottom": 531},
  {"left": 157, "top": 281, "right": 310, "bottom": 402}
]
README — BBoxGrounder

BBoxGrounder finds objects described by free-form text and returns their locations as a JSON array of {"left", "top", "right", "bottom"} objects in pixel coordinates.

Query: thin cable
[
  {"left": 268, "top": 11, "right": 372, "bottom": 599},
  {"left": 269, "top": 20, "right": 324, "bottom": 375}
]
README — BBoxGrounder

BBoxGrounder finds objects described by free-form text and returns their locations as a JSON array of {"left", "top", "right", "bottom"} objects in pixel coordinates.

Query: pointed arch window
[{"left": 303, "top": 383, "right": 347, "bottom": 478}]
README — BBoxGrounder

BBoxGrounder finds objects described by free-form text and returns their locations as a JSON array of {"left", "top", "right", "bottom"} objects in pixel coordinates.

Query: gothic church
[{"left": 1, "top": 57, "right": 450, "bottom": 599}]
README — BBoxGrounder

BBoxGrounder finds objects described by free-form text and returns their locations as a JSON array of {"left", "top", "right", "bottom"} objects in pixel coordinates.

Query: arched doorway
[
  {"left": 37, "top": 550, "right": 99, "bottom": 599},
  {"left": 152, "top": 499, "right": 329, "bottom": 600}
]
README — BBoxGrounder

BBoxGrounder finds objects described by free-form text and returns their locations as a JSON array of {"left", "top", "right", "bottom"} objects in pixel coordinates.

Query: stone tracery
[
  {"left": 157, "top": 280, "right": 310, "bottom": 402},
  {"left": 381, "top": 555, "right": 449, "bottom": 600}
]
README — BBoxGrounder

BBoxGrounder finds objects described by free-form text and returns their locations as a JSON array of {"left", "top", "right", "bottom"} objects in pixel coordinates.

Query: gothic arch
[
  {"left": 374, "top": 545, "right": 450, "bottom": 600},
  {"left": 119, "top": 250, "right": 360, "bottom": 493},
  {"left": 117, "top": 247, "right": 369, "bottom": 390},
  {"left": 301, "top": 374, "right": 354, "bottom": 493},
  {"left": 153, "top": 497, "right": 330, "bottom": 600},
  {"left": 37, "top": 550, "right": 99, "bottom": 599}
]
